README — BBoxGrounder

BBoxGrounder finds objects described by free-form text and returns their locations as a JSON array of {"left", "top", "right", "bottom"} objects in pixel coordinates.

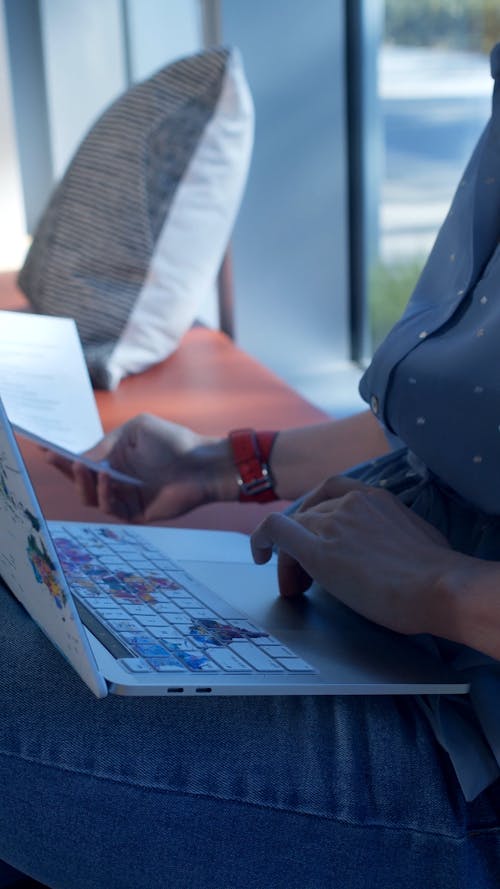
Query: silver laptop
[{"left": 0, "top": 396, "right": 468, "bottom": 698}]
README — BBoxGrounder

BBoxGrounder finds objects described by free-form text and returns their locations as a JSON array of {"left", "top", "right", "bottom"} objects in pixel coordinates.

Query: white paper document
[
  {"left": 0, "top": 310, "right": 141, "bottom": 486},
  {"left": 0, "top": 310, "right": 102, "bottom": 452}
]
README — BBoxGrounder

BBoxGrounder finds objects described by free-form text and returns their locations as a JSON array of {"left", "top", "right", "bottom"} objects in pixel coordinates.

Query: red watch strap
[{"left": 228, "top": 429, "right": 278, "bottom": 503}]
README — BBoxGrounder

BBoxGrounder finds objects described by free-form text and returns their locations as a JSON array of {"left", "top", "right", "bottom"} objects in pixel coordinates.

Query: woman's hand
[
  {"left": 48, "top": 413, "right": 238, "bottom": 522},
  {"left": 250, "top": 476, "right": 458, "bottom": 638}
]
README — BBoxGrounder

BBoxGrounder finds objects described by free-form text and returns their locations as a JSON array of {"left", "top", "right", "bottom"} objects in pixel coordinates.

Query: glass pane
[{"left": 369, "top": 0, "right": 500, "bottom": 350}]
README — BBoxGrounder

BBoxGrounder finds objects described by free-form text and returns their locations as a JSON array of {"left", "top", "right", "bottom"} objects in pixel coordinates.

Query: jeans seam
[
  {"left": 0, "top": 747, "right": 481, "bottom": 842},
  {"left": 468, "top": 826, "right": 500, "bottom": 838}
]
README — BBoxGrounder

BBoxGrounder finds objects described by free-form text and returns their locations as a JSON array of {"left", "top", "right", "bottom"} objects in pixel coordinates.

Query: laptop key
[
  {"left": 121, "top": 603, "right": 156, "bottom": 615},
  {"left": 133, "top": 641, "right": 171, "bottom": 658},
  {"left": 91, "top": 601, "right": 126, "bottom": 612},
  {"left": 152, "top": 603, "right": 183, "bottom": 614},
  {"left": 229, "top": 620, "right": 264, "bottom": 634},
  {"left": 228, "top": 642, "right": 285, "bottom": 672},
  {"left": 119, "top": 658, "right": 152, "bottom": 673},
  {"left": 122, "top": 559, "right": 158, "bottom": 570},
  {"left": 135, "top": 615, "right": 168, "bottom": 627},
  {"left": 81, "top": 596, "right": 109, "bottom": 607},
  {"left": 151, "top": 628, "right": 186, "bottom": 641},
  {"left": 107, "top": 619, "right": 143, "bottom": 632},
  {"left": 277, "top": 658, "right": 316, "bottom": 673},
  {"left": 205, "top": 647, "right": 253, "bottom": 672},
  {"left": 154, "top": 589, "right": 189, "bottom": 600},
  {"left": 184, "top": 607, "right": 219, "bottom": 620},
  {"left": 258, "top": 644, "right": 296, "bottom": 658},
  {"left": 94, "top": 603, "right": 132, "bottom": 617},
  {"left": 147, "top": 657, "right": 188, "bottom": 672}
]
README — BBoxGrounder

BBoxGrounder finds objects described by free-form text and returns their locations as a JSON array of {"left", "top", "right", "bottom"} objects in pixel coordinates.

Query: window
[{"left": 369, "top": 0, "right": 500, "bottom": 350}]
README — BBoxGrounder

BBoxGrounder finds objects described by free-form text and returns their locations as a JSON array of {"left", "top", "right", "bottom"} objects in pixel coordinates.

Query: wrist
[
  {"left": 190, "top": 437, "right": 240, "bottom": 504},
  {"left": 427, "top": 555, "right": 500, "bottom": 659},
  {"left": 190, "top": 429, "right": 282, "bottom": 505},
  {"left": 419, "top": 563, "right": 464, "bottom": 641},
  {"left": 228, "top": 429, "right": 279, "bottom": 503}
]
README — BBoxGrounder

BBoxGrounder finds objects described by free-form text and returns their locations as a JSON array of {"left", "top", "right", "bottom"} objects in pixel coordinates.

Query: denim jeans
[{"left": 1, "top": 585, "right": 500, "bottom": 889}]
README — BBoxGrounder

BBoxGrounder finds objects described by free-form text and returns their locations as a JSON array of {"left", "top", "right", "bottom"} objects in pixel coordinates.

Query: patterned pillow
[{"left": 18, "top": 47, "right": 253, "bottom": 389}]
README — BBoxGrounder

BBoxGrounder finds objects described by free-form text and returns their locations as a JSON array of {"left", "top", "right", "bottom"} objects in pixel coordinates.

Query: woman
[{"left": 2, "top": 44, "right": 500, "bottom": 889}]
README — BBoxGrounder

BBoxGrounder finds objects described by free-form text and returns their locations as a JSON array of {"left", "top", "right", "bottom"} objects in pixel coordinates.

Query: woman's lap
[{"left": 1, "top": 584, "right": 500, "bottom": 888}]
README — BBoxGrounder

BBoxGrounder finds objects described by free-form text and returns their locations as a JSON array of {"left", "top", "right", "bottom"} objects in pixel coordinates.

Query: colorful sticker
[
  {"left": 188, "top": 618, "right": 267, "bottom": 646},
  {"left": 27, "top": 534, "right": 67, "bottom": 608}
]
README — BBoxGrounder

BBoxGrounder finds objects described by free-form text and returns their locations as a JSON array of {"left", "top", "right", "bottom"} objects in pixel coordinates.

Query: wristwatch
[{"left": 228, "top": 428, "right": 278, "bottom": 503}]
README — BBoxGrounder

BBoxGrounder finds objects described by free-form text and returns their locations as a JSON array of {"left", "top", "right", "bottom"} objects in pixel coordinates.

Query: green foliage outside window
[
  {"left": 369, "top": 258, "right": 426, "bottom": 350},
  {"left": 369, "top": 1, "right": 498, "bottom": 351},
  {"left": 385, "top": 0, "right": 500, "bottom": 53}
]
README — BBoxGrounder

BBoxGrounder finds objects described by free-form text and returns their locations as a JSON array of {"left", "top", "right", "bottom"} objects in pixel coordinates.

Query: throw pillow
[{"left": 18, "top": 47, "right": 253, "bottom": 389}]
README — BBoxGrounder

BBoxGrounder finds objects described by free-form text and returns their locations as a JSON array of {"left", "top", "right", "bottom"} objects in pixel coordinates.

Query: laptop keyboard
[{"left": 50, "top": 524, "right": 315, "bottom": 676}]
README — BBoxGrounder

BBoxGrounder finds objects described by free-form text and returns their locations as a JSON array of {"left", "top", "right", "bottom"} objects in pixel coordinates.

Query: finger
[
  {"left": 46, "top": 452, "right": 76, "bottom": 480},
  {"left": 97, "top": 473, "right": 145, "bottom": 521},
  {"left": 277, "top": 550, "right": 312, "bottom": 597},
  {"left": 298, "top": 475, "right": 367, "bottom": 513},
  {"left": 251, "top": 512, "right": 318, "bottom": 567},
  {"left": 143, "top": 483, "right": 202, "bottom": 523},
  {"left": 83, "top": 428, "right": 123, "bottom": 464},
  {"left": 73, "top": 464, "right": 99, "bottom": 507}
]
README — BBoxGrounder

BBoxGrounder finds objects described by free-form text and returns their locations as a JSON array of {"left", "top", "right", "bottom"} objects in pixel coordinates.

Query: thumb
[{"left": 143, "top": 482, "right": 203, "bottom": 522}]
